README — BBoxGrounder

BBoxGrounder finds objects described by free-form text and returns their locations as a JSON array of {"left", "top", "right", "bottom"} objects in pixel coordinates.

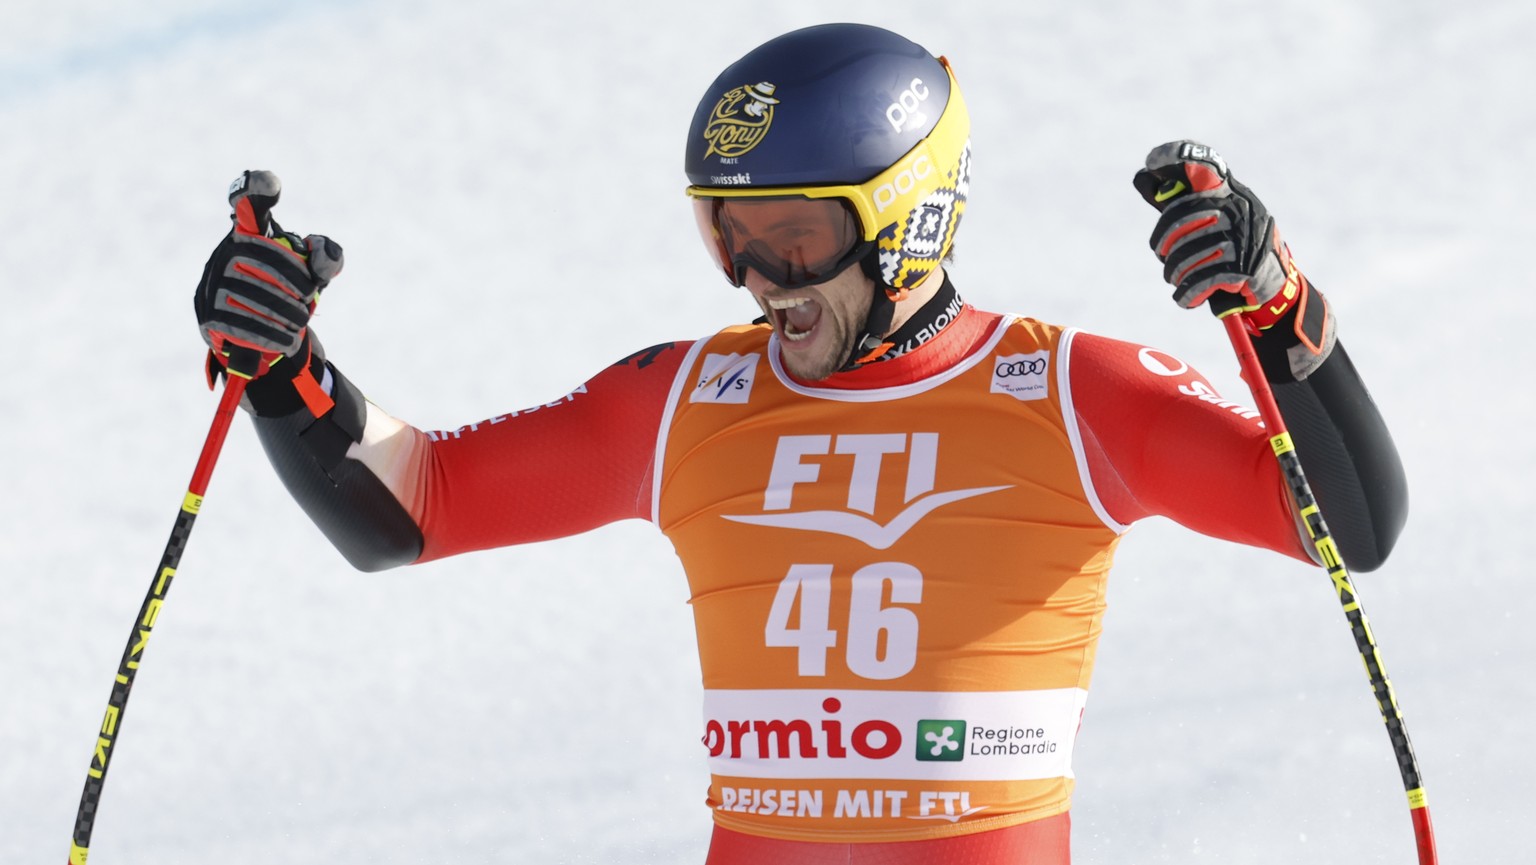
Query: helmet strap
[
  {"left": 847, "top": 293, "right": 898, "bottom": 367},
  {"left": 843, "top": 253, "right": 899, "bottom": 368},
  {"left": 842, "top": 259, "right": 960, "bottom": 370}
]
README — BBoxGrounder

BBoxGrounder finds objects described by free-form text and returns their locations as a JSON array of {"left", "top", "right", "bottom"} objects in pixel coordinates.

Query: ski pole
[
  {"left": 69, "top": 175, "right": 284, "bottom": 864},
  {"left": 66, "top": 370, "right": 249, "bottom": 864},
  {"left": 1218, "top": 311, "right": 1438, "bottom": 865}
]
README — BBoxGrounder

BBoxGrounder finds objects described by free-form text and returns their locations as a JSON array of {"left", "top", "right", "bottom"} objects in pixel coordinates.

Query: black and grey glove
[
  {"left": 193, "top": 170, "right": 343, "bottom": 380},
  {"left": 1133, "top": 141, "right": 1334, "bottom": 379}
]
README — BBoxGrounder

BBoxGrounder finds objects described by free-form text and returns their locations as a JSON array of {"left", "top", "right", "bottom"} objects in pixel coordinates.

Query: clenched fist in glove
[
  {"left": 1133, "top": 141, "right": 1334, "bottom": 380},
  {"left": 194, "top": 170, "right": 343, "bottom": 415},
  {"left": 194, "top": 170, "right": 343, "bottom": 380}
]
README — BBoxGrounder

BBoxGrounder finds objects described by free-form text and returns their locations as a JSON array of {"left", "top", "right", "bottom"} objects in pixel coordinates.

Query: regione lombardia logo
[{"left": 915, "top": 719, "right": 966, "bottom": 762}]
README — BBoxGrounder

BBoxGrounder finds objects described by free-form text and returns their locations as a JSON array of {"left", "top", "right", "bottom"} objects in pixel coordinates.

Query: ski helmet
[{"left": 685, "top": 23, "right": 971, "bottom": 295}]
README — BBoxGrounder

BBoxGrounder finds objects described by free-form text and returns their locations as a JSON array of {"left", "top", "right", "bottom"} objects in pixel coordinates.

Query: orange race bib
[{"left": 655, "top": 316, "right": 1124, "bottom": 842}]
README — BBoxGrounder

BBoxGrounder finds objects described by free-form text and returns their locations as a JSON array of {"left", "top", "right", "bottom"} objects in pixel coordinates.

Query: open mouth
[{"left": 767, "top": 295, "right": 822, "bottom": 343}]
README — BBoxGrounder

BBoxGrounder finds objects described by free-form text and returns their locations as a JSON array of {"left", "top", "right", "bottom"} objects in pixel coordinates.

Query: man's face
[{"left": 743, "top": 264, "right": 874, "bottom": 381}]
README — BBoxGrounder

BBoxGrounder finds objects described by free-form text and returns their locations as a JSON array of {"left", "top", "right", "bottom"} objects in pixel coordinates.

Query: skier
[{"left": 193, "top": 23, "right": 1407, "bottom": 865}]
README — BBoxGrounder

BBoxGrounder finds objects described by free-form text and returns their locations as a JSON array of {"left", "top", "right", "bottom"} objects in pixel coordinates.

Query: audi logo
[{"left": 995, "top": 359, "right": 1047, "bottom": 377}]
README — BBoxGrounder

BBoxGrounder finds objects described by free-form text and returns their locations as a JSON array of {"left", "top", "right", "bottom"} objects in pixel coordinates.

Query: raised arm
[
  {"left": 1082, "top": 141, "right": 1409, "bottom": 571},
  {"left": 191, "top": 172, "right": 691, "bottom": 572},
  {"left": 1070, "top": 331, "right": 1403, "bottom": 571}
]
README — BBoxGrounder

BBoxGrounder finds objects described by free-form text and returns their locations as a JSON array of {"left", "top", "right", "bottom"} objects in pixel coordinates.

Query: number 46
[{"left": 764, "top": 563, "right": 922, "bottom": 681}]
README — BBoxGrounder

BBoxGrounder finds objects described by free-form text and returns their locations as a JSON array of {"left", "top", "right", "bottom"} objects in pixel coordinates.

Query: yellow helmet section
[{"left": 864, "top": 62, "right": 971, "bottom": 291}]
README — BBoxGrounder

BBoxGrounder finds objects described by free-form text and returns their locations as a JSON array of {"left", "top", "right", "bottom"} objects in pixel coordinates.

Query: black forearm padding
[
  {"left": 296, "top": 364, "right": 367, "bottom": 473},
  {"left": 1270, "top": 342, "right": 1408, "bottom": 572},
  {"left": 251, "top": 395, "right": 424, "bottom": 573}
]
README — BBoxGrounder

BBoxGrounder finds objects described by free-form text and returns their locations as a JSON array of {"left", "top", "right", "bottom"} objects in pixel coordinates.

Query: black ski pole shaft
[
  {"left": 67, "top": 372, "right": 249, "bottom": 865},
  {"left": 1218, "top": 311, "right": 1438, "bottom": 865}
]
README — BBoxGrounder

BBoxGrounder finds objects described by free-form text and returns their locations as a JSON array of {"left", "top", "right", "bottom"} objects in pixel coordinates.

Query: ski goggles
[{"left": 687, "top": 190, "right": 876, "bottom": 289}]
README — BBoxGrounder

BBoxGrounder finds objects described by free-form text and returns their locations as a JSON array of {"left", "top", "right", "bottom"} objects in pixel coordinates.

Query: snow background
[{"left": 2, "top": 0, "right": 1531, "bottom": 862}]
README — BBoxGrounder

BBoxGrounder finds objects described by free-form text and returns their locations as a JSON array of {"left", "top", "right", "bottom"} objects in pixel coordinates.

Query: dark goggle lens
[{"left": 692, "top": 196, "right": 864, "bottom": 288}]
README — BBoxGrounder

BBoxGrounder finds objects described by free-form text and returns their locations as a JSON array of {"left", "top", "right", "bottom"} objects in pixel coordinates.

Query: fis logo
[
  {"left": 989, "top": 351, "right": 1050, "bottom": 402},
  {"left": 722, "top": 433, "right": 1009, "bottom": 549},
  {"left": 915, "top": 719, "right": 966, "bottom": 762},
  {"left": 691, "top": 352, "right": 759, "bottom": 404}
]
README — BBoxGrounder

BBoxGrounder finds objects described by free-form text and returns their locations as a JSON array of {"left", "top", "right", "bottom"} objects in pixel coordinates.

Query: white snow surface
[{"left": 2, "top": 1, "right": 1532, "bottom": 862}]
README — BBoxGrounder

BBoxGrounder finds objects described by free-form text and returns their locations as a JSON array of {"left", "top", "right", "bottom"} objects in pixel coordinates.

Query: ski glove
[
  {"left": 1133, "top": 141, "right": 1334, "bottom": 379},
  {"left": 194, "top": 170, "right": 343, "bottom": 379}
]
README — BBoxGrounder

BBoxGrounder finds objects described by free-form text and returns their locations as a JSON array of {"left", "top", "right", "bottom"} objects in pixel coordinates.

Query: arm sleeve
[
  {"left": 249, "top": 341, "right": 692, "bottom": 571},
  {"left": 1071, "top": 331, "right": 1407, "bottom": 571},
  {"left": 1261, "top": 342, "right": 1409, "bottom": 571}
]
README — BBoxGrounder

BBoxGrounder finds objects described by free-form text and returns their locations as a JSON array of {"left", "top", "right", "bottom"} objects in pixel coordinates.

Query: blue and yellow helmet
[{"left": 685, "top": 23, "right": 971, "bottom": 293}]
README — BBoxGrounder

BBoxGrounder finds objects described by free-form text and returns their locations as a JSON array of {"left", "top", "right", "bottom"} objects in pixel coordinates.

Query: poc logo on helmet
[
  {"left": 873, "top": 154, "right": 933, "bottom": 214},
  {"left": 885, "top": 78, "right": 931, "bottom": 133}
]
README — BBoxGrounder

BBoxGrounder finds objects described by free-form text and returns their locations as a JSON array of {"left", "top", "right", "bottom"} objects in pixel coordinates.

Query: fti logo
[
  {"left": 915, "top": 719, "right": 966, "bottom": 762},
  {"left": 721, "top": 433, "right": 1010, "bottom": 549}
]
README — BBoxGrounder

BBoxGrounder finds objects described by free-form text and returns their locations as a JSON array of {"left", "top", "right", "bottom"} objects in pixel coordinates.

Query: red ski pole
[
  {"left": 69, "top": 173, "right": 287, "bottom": 863},
  {"left": 1219, "top": 311, "right": 1438, "bottom": 865},
  {"left": 67, "top": 371, "right": 249, "bottom": 864}
]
